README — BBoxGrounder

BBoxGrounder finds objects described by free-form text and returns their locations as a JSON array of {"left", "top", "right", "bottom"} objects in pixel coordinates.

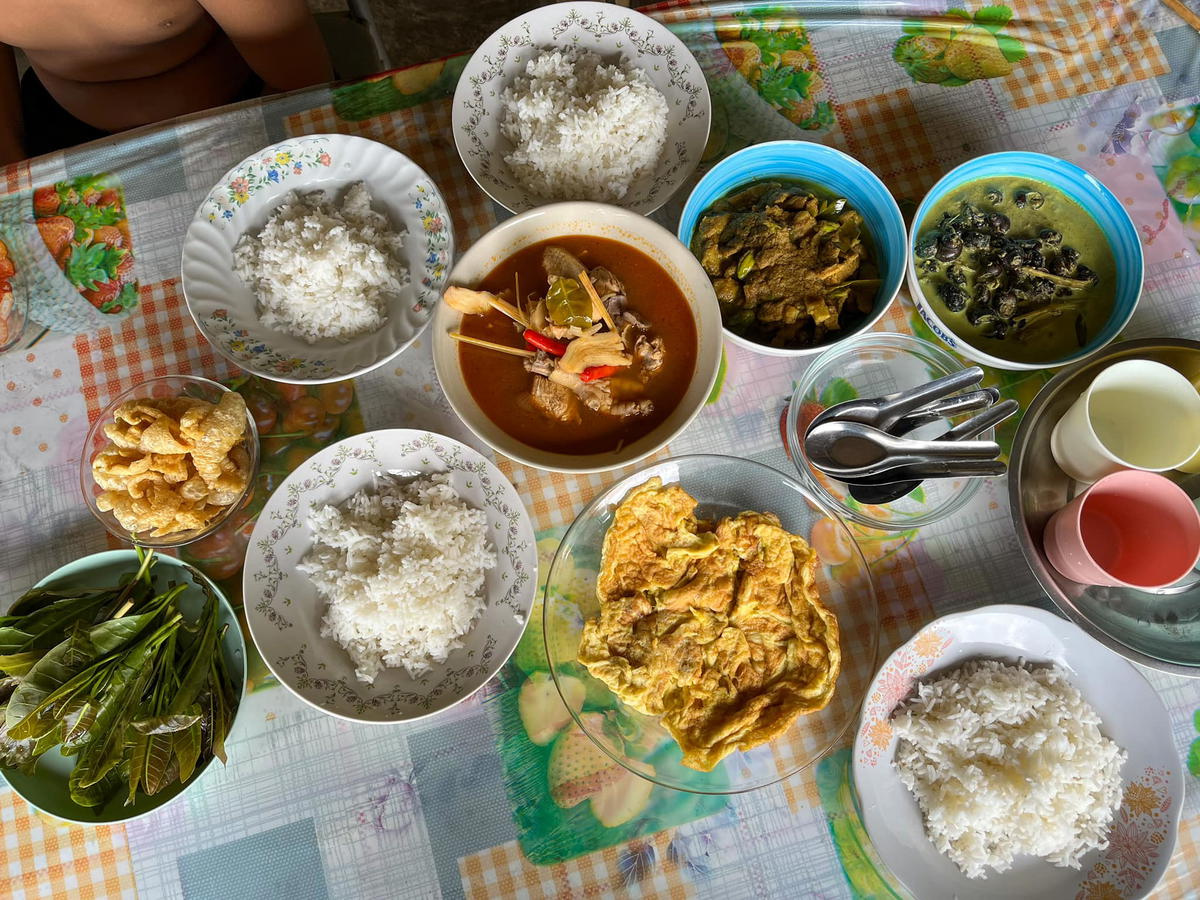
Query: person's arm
[
  {"left": 198, "top": 0, "right": 333, "bottom": 92},
  {"left": 0, "top": 44, "right": 25, "bottom": 165}
]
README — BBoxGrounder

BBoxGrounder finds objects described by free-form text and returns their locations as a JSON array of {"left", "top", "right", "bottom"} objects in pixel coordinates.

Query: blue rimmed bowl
[
  {"left": 2, "top": 551, "right": 245, "bottom": 824},
  {"left": 678, "top": 140, "right": 906, "bottom": 358},
  {"left": 908, "top": 151, "right": 1144, "bottom": 371}
]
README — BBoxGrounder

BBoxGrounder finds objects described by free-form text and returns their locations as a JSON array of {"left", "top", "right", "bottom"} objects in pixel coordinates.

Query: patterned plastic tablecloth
[{"left": 3, "top": 1, "right": 1200, "bottom": 897}]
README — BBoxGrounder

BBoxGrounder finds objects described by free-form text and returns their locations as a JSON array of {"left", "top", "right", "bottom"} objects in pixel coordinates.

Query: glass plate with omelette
[{"left": 543, "top": 456, "right": 879, "bottom": 794}]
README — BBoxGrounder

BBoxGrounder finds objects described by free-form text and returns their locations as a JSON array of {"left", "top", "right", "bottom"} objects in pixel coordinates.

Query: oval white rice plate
[
  {"left": 242, "top": 429, "right": 536, "bottom": 723},
  {"left": 182, "top": 134, "right": 453, "bottom": 383},
  {"left": 451, "top": 1, "right": 710, "bottom": 215},
  {"left": 853, "top": 604, "right": 1181, "bottom": 900}
]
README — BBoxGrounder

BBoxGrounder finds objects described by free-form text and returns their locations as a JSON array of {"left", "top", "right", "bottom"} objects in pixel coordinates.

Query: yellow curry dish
[{"left": 577, "top": 477, "right": 841, "bottom": 771}]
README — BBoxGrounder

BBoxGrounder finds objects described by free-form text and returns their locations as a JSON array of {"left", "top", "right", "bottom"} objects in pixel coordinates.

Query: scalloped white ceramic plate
[
  {"left": 853, "top": 605, "right": 1181, "bottom": 900},
  {"left": 242, "top": 429, "right": 536, "bottom": 723},
  {"left": 181, "top": 134, "right": 453, "bottom": 383},
  {"left": 451, "top": 1, "right": 710, "bottom": 214}
]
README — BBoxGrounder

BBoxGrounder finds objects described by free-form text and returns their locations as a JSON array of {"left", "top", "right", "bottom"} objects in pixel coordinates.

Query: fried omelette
[{"left": 577, "top": 477, "right": 841, "bottom": 771}]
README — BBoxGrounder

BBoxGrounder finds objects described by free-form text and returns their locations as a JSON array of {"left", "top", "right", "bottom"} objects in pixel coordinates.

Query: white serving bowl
[
  {"left": 181, "top": 134, "right": 453, "bottom": 384},
  {"left": 451, "top": 1, "right": 711, "bottom": 215},
  {"left": 242, "top": 429, "right": 537, "bottom": 724},
  {"left": 431, "top": 201, "right": 723, "bottom": 473}
]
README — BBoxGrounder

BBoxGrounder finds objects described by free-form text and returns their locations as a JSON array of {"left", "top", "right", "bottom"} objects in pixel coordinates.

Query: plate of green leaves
[{"left": 0, "top": 549, "right": 244, "bottom": 824}]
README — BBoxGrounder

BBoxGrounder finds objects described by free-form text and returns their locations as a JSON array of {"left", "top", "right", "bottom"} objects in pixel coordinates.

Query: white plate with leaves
[{"left": 242, "top": 429, "right": 537, "bottom": 723}]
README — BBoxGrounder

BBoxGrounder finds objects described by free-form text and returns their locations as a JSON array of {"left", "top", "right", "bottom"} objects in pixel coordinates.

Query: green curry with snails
[{"left": 914, "top": 177, "right": 1117, "bottom": 364}]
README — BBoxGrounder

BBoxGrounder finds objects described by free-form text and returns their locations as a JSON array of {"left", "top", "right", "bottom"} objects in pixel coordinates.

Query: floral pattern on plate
[
  {"left": 1075, "top": 767, "right": 1175, "bottom": 900},
  {"left": 855, "top": 625, "right": 951, "bottom": 768},
  {"left": 452, "top": 2, "right": 710, "bottom": 214},
  {"left": 411, "top": 181, "right": 450, "bottom": 311},
  {"left": 202, "top": 138, "right": 335, "bottom": 223},
  {"left": 204, "top": 307, "right": 334, "bottom": 378},
  {"left": 242, "top": 429, "right": 536, "bottom": 723}
]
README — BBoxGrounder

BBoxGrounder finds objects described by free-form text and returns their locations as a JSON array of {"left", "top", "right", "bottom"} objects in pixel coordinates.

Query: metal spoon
[
  {"left": 844, "top": 459, "right": 1009, "bottom": 488},
  {"left": 806, "top": 366, "right": 985, "bottom": 435},
  {"left": 891, "top": 387, "right": 1001, "bottom": 434},
  {"left": 805, "top": 420, "right": 1001, "bottom": 479},
  {"left": 847, "top": 399, "right": 1019, "bottom": 503}
]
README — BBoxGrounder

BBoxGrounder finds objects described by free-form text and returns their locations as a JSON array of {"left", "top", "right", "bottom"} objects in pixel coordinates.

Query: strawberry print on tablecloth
[
  {"left": 73, "top": 278, "right": 235, "bottom": 422},
  {"left": 0, "top": 174, "right": 141, "bottom": 335}
]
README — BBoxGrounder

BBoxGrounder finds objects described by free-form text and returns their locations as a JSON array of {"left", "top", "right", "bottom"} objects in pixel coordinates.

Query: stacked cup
[{"left": 1045, "top": 360, "right": 1200, "bottom": 590}]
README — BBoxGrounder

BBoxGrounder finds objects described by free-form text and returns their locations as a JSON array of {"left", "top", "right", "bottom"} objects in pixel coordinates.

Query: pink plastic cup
[{"left": 1043, "top": 470, "right": 1200, "bottom": 589}]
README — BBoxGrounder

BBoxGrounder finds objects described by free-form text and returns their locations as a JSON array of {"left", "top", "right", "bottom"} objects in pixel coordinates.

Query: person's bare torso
[{"left": 3, "top": 0, "right": 250, "bottom": 131}]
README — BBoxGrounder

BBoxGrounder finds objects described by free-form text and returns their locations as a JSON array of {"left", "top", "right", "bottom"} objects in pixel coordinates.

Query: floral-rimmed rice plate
[
  {"left": 853, "top": 604, "right": 1181, "bottom": 900},
  {"left": 452, "top": 1, "right": 711, "bottom": 214},
  {"left": 242, "top": 429, "right": 536, "bottom": 723},
  {"left": 181, "top": 134, "right": 453, "bottom": 384}
]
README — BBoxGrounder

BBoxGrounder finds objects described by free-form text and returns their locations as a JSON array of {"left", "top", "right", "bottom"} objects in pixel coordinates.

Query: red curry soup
[{"left": 450, "top": 236, "right": 698, "bottom": 455}]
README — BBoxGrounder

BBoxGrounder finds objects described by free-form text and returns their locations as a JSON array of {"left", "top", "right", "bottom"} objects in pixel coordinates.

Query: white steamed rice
[
  {"left": 499, "top": 47, "right": 668, "bottom": 203},
  {"left": 891, "top": 659, "right": 1126, "bottom": 879},
  {"left": 233, "top": 182, "right": 407, "bottom": 344},
  {"left": 298, "top": 473, "right": 496, "bottom": 683}
]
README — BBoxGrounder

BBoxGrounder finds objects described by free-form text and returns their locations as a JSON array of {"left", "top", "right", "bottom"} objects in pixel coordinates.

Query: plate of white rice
[
  {"left": 853, "top": 605, "right": 1181, "bottom": 900},
  {"left": 452, "top": 2, "right": 710, "bottom": 214},
  {"left": 182, "top": 134, "right": 453, "bottom": 383},
  {"left": 242, "top": 429, "right": 536, "bottom": 723}
]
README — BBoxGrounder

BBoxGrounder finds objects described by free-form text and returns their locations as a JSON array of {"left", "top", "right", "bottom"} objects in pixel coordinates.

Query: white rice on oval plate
[
  {"left": 297, "top": 472, "right": 496, "bottom": 683},
  {"left": 891, "top": 658, "right": 1126, "bottom": 880},
  {"left": 233, "top": 182, "right": 408, "bottom": 344}
]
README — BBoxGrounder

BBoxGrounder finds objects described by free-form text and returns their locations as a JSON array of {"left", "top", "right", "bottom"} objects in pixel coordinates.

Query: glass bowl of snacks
[
  {"left": 80, "top": 374, "right": 259, "bottom": 547},
  {"left": 542, "top": 455, "right": 878, "bottom": 795},
  {"left": 785, "top": 332, "right": 994, "bottom": 531}
]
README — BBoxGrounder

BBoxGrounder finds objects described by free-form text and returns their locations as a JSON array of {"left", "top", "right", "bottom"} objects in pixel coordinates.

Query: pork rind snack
[{"left": 92, "top": 391, "right": 252, "bottom": 537}]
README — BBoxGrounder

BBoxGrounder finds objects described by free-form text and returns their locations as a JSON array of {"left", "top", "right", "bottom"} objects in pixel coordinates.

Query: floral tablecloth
[{"left": 2, "top": 1, "right": 1200, "bottom": 897}]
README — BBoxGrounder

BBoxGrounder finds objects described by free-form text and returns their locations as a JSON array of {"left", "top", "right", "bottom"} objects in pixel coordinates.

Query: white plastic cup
[
  {"left": 1050, "top": 359, "right": 1200, "bottom": 483},
  {"left": 1181, "top": 369, "right": 1200, "bottom": 473}
]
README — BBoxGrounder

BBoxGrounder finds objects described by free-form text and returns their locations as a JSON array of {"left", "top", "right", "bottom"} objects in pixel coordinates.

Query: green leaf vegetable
[
  {"left": 545, "top": 277, "right": 593, "bottom": 328},
  {"left": 0, "top": 550, "right": 239, "bottom": 808}
]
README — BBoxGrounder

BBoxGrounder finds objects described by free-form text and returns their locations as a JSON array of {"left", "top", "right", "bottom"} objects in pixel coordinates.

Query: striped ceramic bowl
[
  {"left": 677, "top": 140, "right": 906, "bottom": 358},
  {"left": 907, "top": 151, "right": 1144, "bottom": 371}
]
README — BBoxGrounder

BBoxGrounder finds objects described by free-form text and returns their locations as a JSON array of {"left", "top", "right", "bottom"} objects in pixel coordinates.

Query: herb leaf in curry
[
  {"left": 691, "top": 182, "right": 880, "bottom": 350},
  {"left": 578, "top": 478, "right": 841, "bottom": 772}
]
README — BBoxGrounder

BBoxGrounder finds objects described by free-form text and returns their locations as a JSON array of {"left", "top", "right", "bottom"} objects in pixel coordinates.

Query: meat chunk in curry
[{"left": 691, "top": 181, "right": 880, "bottom": 349}]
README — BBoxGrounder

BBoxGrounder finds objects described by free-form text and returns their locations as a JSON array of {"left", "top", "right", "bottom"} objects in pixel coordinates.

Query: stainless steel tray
[{"left": 1009, "top": 338, "right": 1200, "bottom": 676}]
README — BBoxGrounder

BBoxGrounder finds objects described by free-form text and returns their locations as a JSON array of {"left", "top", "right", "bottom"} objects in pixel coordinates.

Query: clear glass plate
[{"left": 543, "top": 454, "right": 879, "bottom": 794}]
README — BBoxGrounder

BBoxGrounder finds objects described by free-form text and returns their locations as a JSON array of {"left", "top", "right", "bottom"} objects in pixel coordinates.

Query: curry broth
[{"left": 459, "top": 236, "right": 698, "bottom": 455}]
